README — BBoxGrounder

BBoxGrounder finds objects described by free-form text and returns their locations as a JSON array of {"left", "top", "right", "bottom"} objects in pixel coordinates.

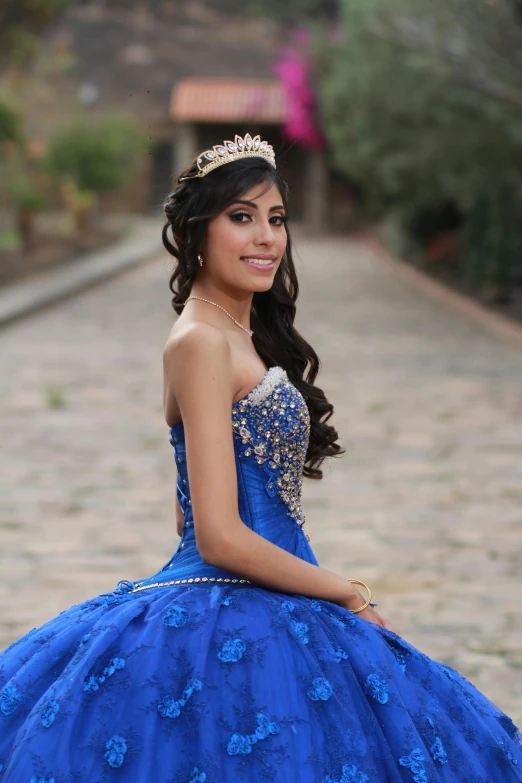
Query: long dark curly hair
[{"left": 162, "top": 151, "right": 345, "bottom": 480}]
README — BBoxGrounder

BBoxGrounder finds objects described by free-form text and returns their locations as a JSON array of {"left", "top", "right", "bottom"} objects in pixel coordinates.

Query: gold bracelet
[{"left": 347, "top": 579, "right": 372, "bottom": 613}]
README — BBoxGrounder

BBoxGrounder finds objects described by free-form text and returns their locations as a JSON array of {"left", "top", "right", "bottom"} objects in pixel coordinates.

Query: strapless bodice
[{"left": 131, "top": 366, "right": 318, "bottom": 592}]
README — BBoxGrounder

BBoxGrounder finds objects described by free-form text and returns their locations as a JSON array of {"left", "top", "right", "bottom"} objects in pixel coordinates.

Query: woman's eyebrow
[{"left": 232, "top": 200, "right": 285, "bottom": 212}]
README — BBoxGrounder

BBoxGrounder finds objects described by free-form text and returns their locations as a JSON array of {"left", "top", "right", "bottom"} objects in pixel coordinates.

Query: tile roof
[{"left": 170, "top": 78, "right": 285, "bottom": 123}]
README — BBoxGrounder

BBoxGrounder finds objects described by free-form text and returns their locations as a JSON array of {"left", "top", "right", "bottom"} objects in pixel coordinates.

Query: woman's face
[{"left": 201, "top": 181, "right": 288, "bottom": 294}]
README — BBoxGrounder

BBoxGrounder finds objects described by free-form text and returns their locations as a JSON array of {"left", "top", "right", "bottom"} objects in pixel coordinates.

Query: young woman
[{"left": 0, "top": 133, "right": 521, "bottom": 782}]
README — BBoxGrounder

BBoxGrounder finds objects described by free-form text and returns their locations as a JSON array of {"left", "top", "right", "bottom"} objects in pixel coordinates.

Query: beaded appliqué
[{"left": 231, "top": 366, "right": 311, "bottom": 540}]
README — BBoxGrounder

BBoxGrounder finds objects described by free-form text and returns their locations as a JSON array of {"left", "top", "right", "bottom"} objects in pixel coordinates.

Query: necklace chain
[{"left": 182, "top": 296, "right": 254, "bottom": 337}]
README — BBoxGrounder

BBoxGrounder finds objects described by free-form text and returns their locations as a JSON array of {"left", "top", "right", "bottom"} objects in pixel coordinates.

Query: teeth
[{"left": 242, "top": 258, "right": 273, "bottom": 265}]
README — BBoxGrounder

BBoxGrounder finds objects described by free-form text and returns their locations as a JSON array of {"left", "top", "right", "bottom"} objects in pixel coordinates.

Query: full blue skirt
[{"left": 1, "top": 581, "right": 521, "bottom": 782}]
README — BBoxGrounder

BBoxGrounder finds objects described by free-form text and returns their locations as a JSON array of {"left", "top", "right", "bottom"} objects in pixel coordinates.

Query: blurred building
[
  {"left": 168, "top": 76, "right": 323, "bottom": 226},
  {"left": 25, "top": 2, "right": 336, "bottom": 230}
]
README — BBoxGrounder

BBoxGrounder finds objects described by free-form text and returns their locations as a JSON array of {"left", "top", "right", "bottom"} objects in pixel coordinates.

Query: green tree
[
  {"left": 0, "top": 100, "right": 22, "bottom": 153},
  {"left": 316, "top": 0, "right": 522, "bottom": 294},
  {"left": 43, "top": 113, "right": 148, "bottom": 233},
  {"left": 0, "top": 0, "right": 73, "bottom": 181}
]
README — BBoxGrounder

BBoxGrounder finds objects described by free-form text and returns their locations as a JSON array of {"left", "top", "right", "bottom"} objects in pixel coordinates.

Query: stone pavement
[
  {"left": 1, "top": 232, "right": 521, "bottom": 722},
  {"left": 0, "top": 215, "right": 163, "bottom": 327}
]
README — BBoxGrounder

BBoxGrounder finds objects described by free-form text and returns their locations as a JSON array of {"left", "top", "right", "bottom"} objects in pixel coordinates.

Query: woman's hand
[{"left": 341, "top": 589, "right": 393, "bottom": 631}]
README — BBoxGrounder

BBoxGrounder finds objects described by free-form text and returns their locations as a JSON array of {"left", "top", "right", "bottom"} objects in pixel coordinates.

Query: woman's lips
[{"left": 240, "top": 257, "right": 275, "bottom": 271}]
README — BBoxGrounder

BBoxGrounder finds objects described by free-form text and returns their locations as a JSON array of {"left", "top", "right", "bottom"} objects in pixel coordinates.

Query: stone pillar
[
  {"left": 174, "top": 123, "right": 198, "bottom": 180},
  {"left": 304, "top": 149, "right": 329, "bottom": 234}
]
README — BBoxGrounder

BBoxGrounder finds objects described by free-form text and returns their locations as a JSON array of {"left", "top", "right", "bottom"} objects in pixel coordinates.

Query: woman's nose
[{"left": 256, "top": 220, "right": 276, "bottom": 245}]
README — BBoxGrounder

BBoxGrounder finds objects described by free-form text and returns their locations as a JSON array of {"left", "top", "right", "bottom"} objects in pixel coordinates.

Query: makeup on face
[{"left": 227, "top": 198, "right": 287, "bottom": 272}]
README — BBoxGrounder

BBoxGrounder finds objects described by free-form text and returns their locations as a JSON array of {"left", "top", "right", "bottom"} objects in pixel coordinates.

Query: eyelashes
[{"left": 229, "top": 210, "right": 288, "bottom": 226}]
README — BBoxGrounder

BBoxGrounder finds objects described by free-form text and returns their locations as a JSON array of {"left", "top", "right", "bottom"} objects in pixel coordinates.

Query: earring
[{"left": 198, "top": 254, "right": 203, "bottom": 267}]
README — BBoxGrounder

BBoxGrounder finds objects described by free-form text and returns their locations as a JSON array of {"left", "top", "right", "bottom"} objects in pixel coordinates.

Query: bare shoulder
[
  {"left": 164, "top": 322, "right": 230, "bottom": 374},
  {"left": 163, "top": 322, "right": 234, "bottom": 404}
]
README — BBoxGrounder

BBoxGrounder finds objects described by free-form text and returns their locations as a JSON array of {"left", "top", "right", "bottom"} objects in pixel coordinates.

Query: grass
[
  {"left": 45, "top": 384, "right": 66, "bottom": 409},
  {"left": 0, "top": 228, "right": 21, "bottom": 251}
]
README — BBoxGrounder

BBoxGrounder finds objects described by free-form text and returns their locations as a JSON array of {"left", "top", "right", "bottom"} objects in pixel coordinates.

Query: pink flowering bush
[{"left": 274, "top": 30, "right": 326, "bottom": 151}]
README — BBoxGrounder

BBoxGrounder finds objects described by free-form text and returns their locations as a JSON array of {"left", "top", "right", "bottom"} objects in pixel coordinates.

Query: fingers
[
  {"left": 372, "top": 610, "right": 393, "bottom": 631},
  {"left": 358, "top": 608, "right": 394, "bottom": 632}
]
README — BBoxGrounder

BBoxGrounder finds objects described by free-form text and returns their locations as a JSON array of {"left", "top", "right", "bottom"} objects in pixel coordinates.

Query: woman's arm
[{"left": 164, "top": 324, "right": 382, "bottom": 618}]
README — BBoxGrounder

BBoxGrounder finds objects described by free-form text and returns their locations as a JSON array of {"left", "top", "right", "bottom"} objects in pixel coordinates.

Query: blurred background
[
  {"left": 1, "top": 0, "right": 522, "bottom": 721},
  {"left": 1, "top": 0, "right": 522, "bottom": 309}
]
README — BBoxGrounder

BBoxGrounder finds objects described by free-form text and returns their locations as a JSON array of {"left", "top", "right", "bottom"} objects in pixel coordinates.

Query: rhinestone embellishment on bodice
[{"left": 231, "top": 367, "right": 311, "bottom": 540}]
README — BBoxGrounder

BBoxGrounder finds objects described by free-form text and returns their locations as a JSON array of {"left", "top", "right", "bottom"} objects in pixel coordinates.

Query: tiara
[{"left": 178, "top": 133, "right": 276, "bottom": 181}]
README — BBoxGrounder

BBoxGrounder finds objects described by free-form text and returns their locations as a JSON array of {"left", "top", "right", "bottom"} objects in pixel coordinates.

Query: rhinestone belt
[{"left": 128, "top": 576, "right": 253, "bottom": 593}]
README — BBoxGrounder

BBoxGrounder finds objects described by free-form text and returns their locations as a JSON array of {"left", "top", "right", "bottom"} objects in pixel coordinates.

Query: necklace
[{"left": 182, "top": 296, "right": 254, "bottom": 337}]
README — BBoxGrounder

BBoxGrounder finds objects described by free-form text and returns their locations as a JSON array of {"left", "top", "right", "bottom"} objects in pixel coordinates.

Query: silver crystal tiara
[{"left": 179, "top": 133, "right": 276, "bottom": 181}]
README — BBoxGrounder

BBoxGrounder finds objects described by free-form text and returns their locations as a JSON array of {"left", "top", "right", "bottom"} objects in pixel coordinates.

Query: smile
[{"left": 241, "top": 258, "right": 275, "bottom": 270}]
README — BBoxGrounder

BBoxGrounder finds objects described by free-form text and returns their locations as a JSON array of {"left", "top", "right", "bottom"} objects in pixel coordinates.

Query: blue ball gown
[{"left": 1, "top": 365, "right": 521, "bottom": 782}]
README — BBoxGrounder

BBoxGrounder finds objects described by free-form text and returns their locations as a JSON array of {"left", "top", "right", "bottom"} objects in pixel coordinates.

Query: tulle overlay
[
  {"left": 1, "top": 365, "right": 521, "bottom": 780},
  {"left": 1, "top": 582, "right": 522, "bottom": 781}
]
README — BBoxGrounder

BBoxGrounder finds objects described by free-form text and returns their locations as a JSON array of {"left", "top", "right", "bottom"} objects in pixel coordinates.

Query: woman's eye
[
  {"left": 230, "top": 211, "right": 251, "bottom": 223},
  {"left": 272, "top": 215, "right": 287, "bottom": 226},
  {"left": 229, "top": 211, "right": 287, "bottom": 226}
]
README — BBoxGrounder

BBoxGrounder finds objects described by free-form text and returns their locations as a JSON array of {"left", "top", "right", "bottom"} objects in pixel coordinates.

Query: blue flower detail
[
  {"left": 41, "top": 699, "right": 60, "bottom": 728},
  {"left": 157, "top": 694, "right": 181, "bottom": 719},
  {"left": 321, "top": 763, "right": 368, "bottom": 783},
  {"left": 83, "top": 675, "right": 99, "bottom": 694},
  {"left": 221, "top": 595, "right": 231, "bottom": 606},
  {"left": 83, "top": 656, "right": 125, "bottom": 693},
  {"left": 399, "top": 749, "right": 428, "bottom": 782},
  {"left": 252, "top": 713, "right": 280, "bottom": 741},
  {"left": 340, "top": 764, "right": 369, "bottom": 783},
  {"left": 281, "top": 600, "right": 309, "bottom": 643},
  {"left": 30, "top": 778, "right": 55, "bottom": 783},
  {"left": 104, "top": 734, "right": 127, "bottom": 769},
  {"left": 104, "top": 657, "right": 125, "bottom": 676},
  {"left": 332, "top": 646, "right": 349, "bottom": 662},
  {"left": 364, "top": 673, "right": 389, "bottom": 704},
  {"left": 164, "top": 604, "right": 189, "bottom": 628},
  {"left": 0, "top": 684, "right": 20, "bottom": 716},
  {"left": 189, "top": 768, "right": 207, "bottom": 783},
  {"left": 307, "top": 677, "right": 333, "bottom": 701},
  {"left": 430, "top": 736, "right": 448, "bottom": 765},
  {"left": 227, "top": 733, "right": 252, "bottom": 756},
  {"left": 157, "top": 678, "right": 202, "bottom": 719},
  {"left": 291, "top": 620, "right": 309, "bottom": 644},
  {"left": 227, "top": 713, "right": 280, "bottom": 756},
  {"left": 218, "top": 638, "right": 246, "bottom": 663},
  {"left": 311, "top": 600, "right": 322, "bottom": 612}
]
